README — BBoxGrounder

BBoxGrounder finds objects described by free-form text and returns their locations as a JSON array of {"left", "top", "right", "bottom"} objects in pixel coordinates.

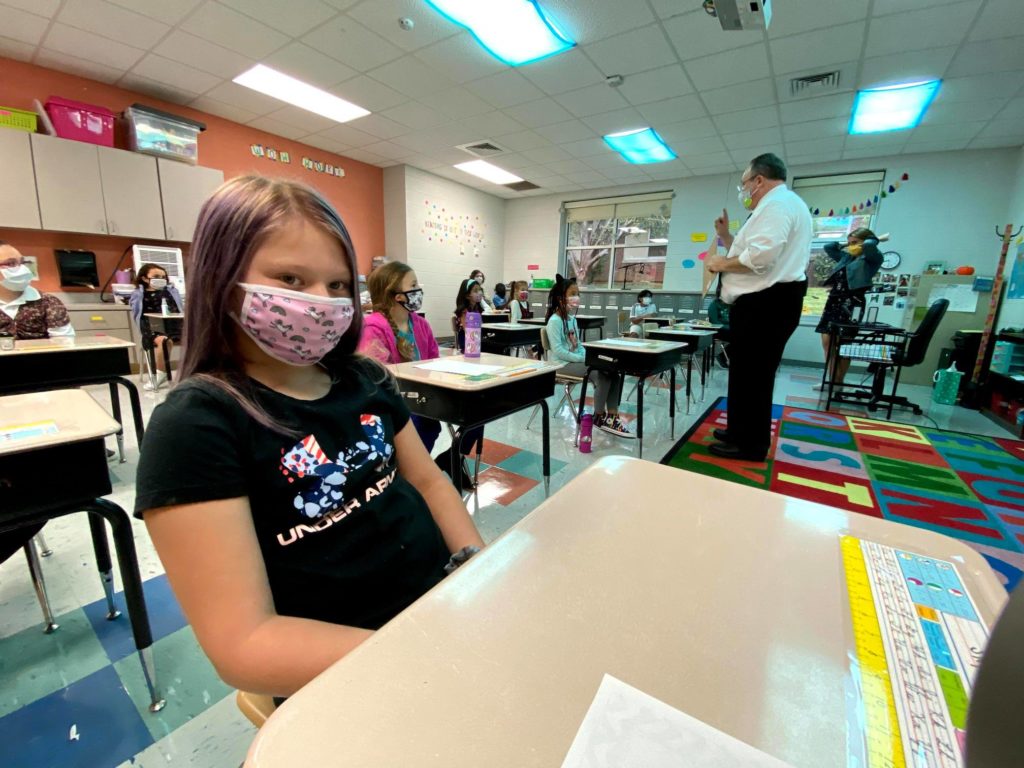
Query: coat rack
[{"left": 971, "top": 223, "right": 1016, "bottom": 387}]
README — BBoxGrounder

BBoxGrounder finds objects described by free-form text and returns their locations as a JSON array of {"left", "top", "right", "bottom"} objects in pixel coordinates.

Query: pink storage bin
[{"left": 44, "top": 97, "right": 115, "bottom": 146}]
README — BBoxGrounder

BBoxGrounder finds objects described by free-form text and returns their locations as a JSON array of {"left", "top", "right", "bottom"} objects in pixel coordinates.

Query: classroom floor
[{"left": 0, "top": 361, "right": 1014, "bottom": 768}]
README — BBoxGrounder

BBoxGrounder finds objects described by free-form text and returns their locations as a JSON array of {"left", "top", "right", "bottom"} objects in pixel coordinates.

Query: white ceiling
[{"left": 2, "top": 0, "right": 1024, "bottom": 198}]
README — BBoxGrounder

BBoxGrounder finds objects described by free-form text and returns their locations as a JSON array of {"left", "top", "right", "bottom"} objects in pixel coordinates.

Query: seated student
[
  {"left": 359, "top": 263, "right": 477, "bottom": 490},
  {"left": 508, "top": 280, "right": 533, "bottom": 323},
  {"left": 628, "top": 289, "right": 658, "bottom": 337},
  {"left": 135, "top": 176, "right": 483, "bottom": 699},
  {"left": 491, "top": 282, "right": 508, "bottom": 310},
  {"left": 546, "top": 275, "right": 633, "bottom": 438},
  {"left": 468, "top": 269, "right": 493, "bottom": 312},
  {"left": 453, "top": 278, "right": 486, "bottom": 350},
  {"left": 129, "top": 263, "right": 183, "bottom": 391},
  {"left": 0, "top": 242, "right": 75, "bottom": 340}
]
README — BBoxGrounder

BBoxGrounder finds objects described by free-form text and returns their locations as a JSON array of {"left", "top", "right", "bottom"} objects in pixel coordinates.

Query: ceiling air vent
[
  {"left": 789, "top": 70, "right": 841, "bottom": 98},
  {"left": 505, "top": 181, "right": 540, "bottom": 192},
  {"left": 456, "top": 140, "right": 508, "bottom": 158}
]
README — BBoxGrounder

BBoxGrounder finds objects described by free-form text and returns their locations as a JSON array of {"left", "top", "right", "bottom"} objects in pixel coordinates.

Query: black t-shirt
[{"left": 134, "top": 359, "right": 449, "bottom": 630}]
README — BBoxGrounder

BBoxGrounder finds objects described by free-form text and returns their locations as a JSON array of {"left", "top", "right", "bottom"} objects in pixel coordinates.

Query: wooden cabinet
[
  {"left": 97, "top": 146, "right": 165, "bottom": 239},
  {"left": 0, "top": 129, "right": 41, "bottom": 229},
  {"left": 31, "top": 133, "right": 108, "bottom": 235},
  {"left": 66, "top": 304, "right": 141, "bottom": 367},
  {"left": 157, "top": 159, "right": 223, "bottom": 242}
]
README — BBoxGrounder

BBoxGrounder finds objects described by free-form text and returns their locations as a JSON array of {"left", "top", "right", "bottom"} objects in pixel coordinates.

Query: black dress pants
[{"left": 726, "top": 280, "right": 807, "bottom": 454}]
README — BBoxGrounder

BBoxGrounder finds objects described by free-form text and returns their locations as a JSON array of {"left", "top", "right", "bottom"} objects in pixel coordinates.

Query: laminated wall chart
[{"left": 841, "top": 537, "right": 988, "bottom": 768}]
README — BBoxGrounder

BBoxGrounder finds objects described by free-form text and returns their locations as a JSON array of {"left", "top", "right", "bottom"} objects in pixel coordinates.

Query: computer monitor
[{"left": 55, "top": 249, "right": 100, "bottom": 289}]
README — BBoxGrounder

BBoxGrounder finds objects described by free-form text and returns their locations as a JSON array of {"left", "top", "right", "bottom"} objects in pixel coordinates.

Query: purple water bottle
[
  {"left": 579, "top": 413, "right": 593, "bottom": 453},
  {"left": 464, "top": 311, "right": 482, "bottom": 358}
]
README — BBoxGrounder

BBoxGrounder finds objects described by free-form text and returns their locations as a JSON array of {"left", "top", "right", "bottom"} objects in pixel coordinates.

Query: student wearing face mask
[
  {"left": 468, "top": 269, "right": 493, "bottom": 312},
  {"left": 130, "top": 263, "right": 184, "bottom": 390},
  {"left": 0, "top": 242, "right": 75, "bottom": 340},
  {"left": 628, "top": 289, "right": 658, "bottom": 337},
  {"left": 135, "top": 176, "right": 483, "bottom": 702},
  {"left": 706, "top": 153, "right": 812, "bottom": 462},
  {"left": 508, "top": 280, "right": 533, "bottom": 323}
]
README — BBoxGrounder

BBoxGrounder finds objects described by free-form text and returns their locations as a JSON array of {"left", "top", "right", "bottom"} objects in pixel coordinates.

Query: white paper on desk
[
  {"left": 561, "top": 675, "right": 793, "bottom": 768},
  {"left": 414, "top": 360, "right": 506, "bottom": 375}
]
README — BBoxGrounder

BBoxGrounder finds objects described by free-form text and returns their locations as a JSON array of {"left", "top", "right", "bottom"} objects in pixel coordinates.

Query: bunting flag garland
[{"left": 806, "top": 173, "right": 910, "bottom": 217}]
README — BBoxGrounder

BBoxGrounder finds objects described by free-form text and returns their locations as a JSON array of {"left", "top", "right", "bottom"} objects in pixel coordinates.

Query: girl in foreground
[{"left": 135, "top": 176, "right": 482, "bottom": 697}]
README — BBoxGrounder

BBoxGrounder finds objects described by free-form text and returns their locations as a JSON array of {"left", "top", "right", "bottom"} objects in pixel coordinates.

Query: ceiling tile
[
  {"left": 637, "top": 93, "right": 708, "bottom": 125},
  {"left": 420, "top": 87, "right": 493, "bottom": 120},
  {"left": 493, "top": 130, "right": 550, "bottom": 152},
  {"left": 685, "top": 151, "right": 736, "bottom": 169},
  {"left": 347, "top": 0, "right": 456, "bottom": 51},
  {"left": 181, "top": 1, "right": 289, "bottom": 59},
  {"left": 400, "top": 154, "right": 445, "bottom": 170},
  {"left": 843, "top": 133, "right": 909, "bottom": 151},
  {"left": 903, "top": 138, "right": 972, "bottom": 154},
  {"left": 320, "top": 122, "right": 380, "bottom": 147},
  {"left": 841, "top": 148, "right": 902, "bottom": 160},
  {"left": 0, "top": 35, "right": 35, "bottom": 61},
  {"left": 770, "top": 22, "right": 865, "bottom": 76},
  {"left": 189, "top": 95, "right": 259, "bottom": 124},
  {"left": 413, "top": 33, "right": 506, "bottom": 84},
  {"left": 649, "top": 0, "right": 687, "bottom": 21},
  {"left": 130, "top": 54, "right": 221, "bottom": 95},
  {"left": 674, "top": 134, "right": 728, "bottom": 155},
  {"left": 934, "top": 71, "right": 1024, "bottom": 104},
  {"left": 684, "top": 44, "right": 770, "bottom": 92},
  {"left": 578, "top": 153, "right": 628, "bottom": 172},
  {"left": 645, "top": 161, "right": 689, "bottom": 180},
  {"left": 617, "top": 65, "right": 694, "bottom": 106},
  {"left": 303, "top": 15, "right": 405, "bottom": 70},
  {"left": 701, "top": 79, "right": 777, "bottom": 115},
  {"left": 996, "top": 97, "right": 1024, "bottom": 121},
  {"left": 873, "top": 0, "right": 965, "bottom": 15},
  {"left": 564, "top": 170, "right": 610, "bottom": 185},
  {"left": 345, "top": 113, "right": 411, "bottom": 139},
  {"left": 455, "top": 110, "right": 526, "bottom": 139},
  {"left": 380, "top": 100, "right": 451, "bottom": 130},
  {"left": 0, "top": 5, "right": 49, "bottom": 44},
  {"left": 860, "top": 46, "right": 958, "bottom": 88},
  {"left": 782, "top": 117, "right": 850, "bottom": 141},
  {"left": 583, "top": 24, "right": 677, "bottom": 76},
  {"left": 922, "top": 98, "right": 1007, "bottom": 126},
  {"left": 519, "top": 49, "right": 603, "bottom": 95},
  {"left": 34, "top": 48, "right": 123, "bottom": 83},
  {"left": 967, "top": 136, "right": 1024, "bottom": 149},
  {"left": 557, "top": 83, "right": 629, "bottom": 118},
  {"left": 464, "top": 70, "right": 546, "bottom": 109},
  {"left": 154, "top": 31, "right": 255, "bottom": 79},
  {"left": 866, "top": 1, "right": 980, "bottom": 58},
  {"left": 768, "top": 0, "right": 870, "bottom": 37},
  {"left": 263, "top": 43, "right": 357, "bottom": 89},
  {"left": 42, "top": 22, "right": 145, "bottom": 69},
  {"left": 657, "top": 117, "right": 718, "bottom": 141},
  {"left": 779, "top": 93, "right": 854, "bottom": 124},
  {"left": 204, "top": 81, "right": 285, "bottom": 115},
  {"left": 975, "top": 118, "right": 1024, "bottom": 139},
  {"left": 119, "top": 73, "right": 199, "bottom": 105},
  {"left": 946, "top": 36, "right": 1024, "bottom": 78},
  {"left": 107, "top": 0, "right": 200, "bottom": 25},
  {"left": 368, "top": 55, "right": 456, "bottom": 97},
  {"left": 264, "top": 105, "right": 347, "bottom": 134},
  {"left": 559, "top": 137, "right": 610, "bottom": 158},
  {"left": 332, "top": 75, "right": 407, "bottom": 112},
  {"left": 581, "top": 107, "right": 646, "bottom": 136},
  {"left": 542, "top": 0, "right": 656, "bottom": 44},
  {"left": 522, "top": 145, "right": 572, "bottom": 164},
  {"left": 302, "top": 132, "right": 352, "bottom": 155},
  {"left": 360, "top": 140, "right": 410, "bottom": 160},
  {"left": 57, "top": 0, "right": 170, "bottom": 48},
  {"left": 2, "top": 0, "right": 60, "bottom": 16},
  {"left": 535, "top": 119, "right": 596, "bottom": 144},
  {"left": 662, "top": 9, "right": 763, "bottom": 61},
  {"left": 969, "top": 0, "right": 1024, "bottom": 41},
  {"left": 504, "top": 97, "right": 576, "bottom": 129},
  {"left": 783, "top": 136, "right": 844, "bottom": 156},
  {"left": 712, "top": 106, "right": 778, "bottom": 134},
  {"left": 340, "top": 147, "right": 387, "bottom": 165},
  {"left": 721, "top": 126, "right": 783, "bottom": 152},
  {"left": 247, "top": 115, "right": 309, "bottom": 141}
]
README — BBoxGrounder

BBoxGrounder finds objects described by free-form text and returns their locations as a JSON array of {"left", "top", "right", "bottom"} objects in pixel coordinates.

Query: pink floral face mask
[{"left": 234, "top": 283, "right": 354, "bottom": 366}]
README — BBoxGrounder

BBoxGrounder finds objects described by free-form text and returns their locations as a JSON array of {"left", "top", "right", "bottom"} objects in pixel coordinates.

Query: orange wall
[{"left": 0, "top": 56, "right": 385, "bottom": 292}]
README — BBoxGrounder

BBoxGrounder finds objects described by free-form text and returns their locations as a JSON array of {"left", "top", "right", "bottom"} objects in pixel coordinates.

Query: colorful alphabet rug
[{"left": 661, "top": 397, "right": 1024, "bottom": 590}]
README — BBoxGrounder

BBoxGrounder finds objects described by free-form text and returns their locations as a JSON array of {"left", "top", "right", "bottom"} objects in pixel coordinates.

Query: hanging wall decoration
[
  {"left": 420, "top": 200, "right": 490, "bottom": 253},
  {"left": 805, "top": 172, "right": 910, "bottom": 216},
  {"left": 250, "top": 144, "right": 291, "bottom": 164}
]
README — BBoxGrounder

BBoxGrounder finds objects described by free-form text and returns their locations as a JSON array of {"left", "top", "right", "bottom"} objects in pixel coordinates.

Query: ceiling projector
[{"left": 712, "top": 0, "right": 773, "bottom": 31}]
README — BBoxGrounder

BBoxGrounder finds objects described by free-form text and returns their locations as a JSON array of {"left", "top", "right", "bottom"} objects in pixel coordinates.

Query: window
[{"left": 562, "top": 192, "right": 672, "bottom": 289}]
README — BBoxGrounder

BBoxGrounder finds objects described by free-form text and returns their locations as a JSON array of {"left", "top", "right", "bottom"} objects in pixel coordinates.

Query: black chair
[{"left": 836, "top": 298, "right": 949, "bottom": 418}]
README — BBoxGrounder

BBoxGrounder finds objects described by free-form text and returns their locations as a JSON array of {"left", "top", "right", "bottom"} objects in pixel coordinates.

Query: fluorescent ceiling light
[
  {"left": 603, "top": 128, "right": 677, "bottom": 165},
  {"left": 454, "top": 160, "right": 524, "bottom": 185},
  {"left": 849, "top": 80, "right": 940, "bottom": 134},
  {"left": 424, "top": 0, "right": 575, "bottom": 66},
  {"left": 233, "top": 64, "right": 370, "bottom": 123}
]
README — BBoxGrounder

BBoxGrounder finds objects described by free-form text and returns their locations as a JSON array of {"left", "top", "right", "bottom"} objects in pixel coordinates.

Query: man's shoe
[
  {"left": 708, "top": 441, "right": 767, "bottom": 462},
  {"left": 712, "top": 428, "right": 733, "bottom": 443}
]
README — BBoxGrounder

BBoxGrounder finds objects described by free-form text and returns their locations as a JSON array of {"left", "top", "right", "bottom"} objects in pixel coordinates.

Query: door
[
  {"left": 0, "top": 130, "right": 41, "bottom": 229},
  {"left": 157, "top": 159, "right": 224, "bottom": 242},
  {"left": 30, "top": 134, "right": 107, "bottom": 235},
  {"left": 97, "top": 146, "right": 164, "bottom": 239}
]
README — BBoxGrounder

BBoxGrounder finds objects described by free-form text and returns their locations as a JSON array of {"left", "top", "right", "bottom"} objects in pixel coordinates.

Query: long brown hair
[
  {"left": 177, "top": 175, "right": 363, "bottom": 433},
  {"left": 849, "top": 227, "right": 878, "bottom": 242},
  {"left": 367, "top": 261, "right": 415, "bottom": 362}
]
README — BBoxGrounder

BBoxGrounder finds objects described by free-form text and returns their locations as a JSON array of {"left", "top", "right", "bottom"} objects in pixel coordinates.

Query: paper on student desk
[
  {"left": 561, "top": 675, "right": 793, "bottom": 768},
  {"left": 414, "top": 359, "right": 506, "bottom": 375}
]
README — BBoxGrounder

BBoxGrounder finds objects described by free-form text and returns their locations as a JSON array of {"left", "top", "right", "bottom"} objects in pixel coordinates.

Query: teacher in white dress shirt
[{"left": 706, "top": 153, "right": 812, "bottom": 462}]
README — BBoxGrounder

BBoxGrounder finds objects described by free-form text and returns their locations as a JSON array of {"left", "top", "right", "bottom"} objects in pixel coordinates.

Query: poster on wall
[
  {"left": 1008, "top": 242, "right": 1024, "bottom": 300},
  {"left": 420, "top": 200, "right": 489, "bottom": 257}
]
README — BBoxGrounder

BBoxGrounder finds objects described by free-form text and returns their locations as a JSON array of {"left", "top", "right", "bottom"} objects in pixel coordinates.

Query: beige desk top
[
  {"left": 676, "top": 321, "right": 723, "bottom": 330},
  {"left": 245, "top": 458, "right": 1006, "bottom": 768},
  {"left": 651, "top": 327, "right": 717, "bottom": 337},
  {"left": 388, "top": 353, "right": 562, "bottom": 392},
  {"left": 481, "top": 322, "right": 542, "bottom": 331},
  {"left": 143, "top": 312, "right": 185, "bottom": 319},
  {"left": 0, "top": 389, "right": 120, "bottom": 456},
  {"left": 583, "top": 337, "right": 688, "bottom": 354},
  {"left": 0, "top": 335, "right": 135, "bottom": 357}
]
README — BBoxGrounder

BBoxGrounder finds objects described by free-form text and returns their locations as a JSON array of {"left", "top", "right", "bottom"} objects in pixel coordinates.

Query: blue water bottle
[{"left": 464, "top": 311, "right": 482, "bottom": 358}]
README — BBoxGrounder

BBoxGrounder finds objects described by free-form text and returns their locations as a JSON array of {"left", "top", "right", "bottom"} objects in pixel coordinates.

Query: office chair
[{"left": 837, "top": 298, "right": 949, "bottom": 418}]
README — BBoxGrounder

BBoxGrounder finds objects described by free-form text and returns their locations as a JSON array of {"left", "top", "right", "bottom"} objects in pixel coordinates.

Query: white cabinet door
[
  {"left": 97, "top": 146, "right": 164, "bottom": 239},
  {"left": 0, "top": 130, "right": 41, "bottom": 229},
  {"left": 158, "top": 159, "right": 224, "bottom": 242},
  {"left": 30, "top": 133, "right": 107, "bottom": 235}
]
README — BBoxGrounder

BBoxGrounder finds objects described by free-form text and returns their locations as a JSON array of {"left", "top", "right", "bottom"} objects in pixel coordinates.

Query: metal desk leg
[
  {"left": 146, "top": 347, "right": 159, "bottom": 390},
  {"left": 35, "top": 531, "right": 53, "bottom": 557},
  {"left": 636, "top": 372, "right": 645, "bottom": 459},
  {"left": 88, "top": 512, "right": 121, "bottom": 620},
  {"left": 86, "top": 499, "right": 165, "bottom": 712},
  {"left": 116, "top": 378, "right": 146, "bottom": 449},
  {"left": 448, "top": 425, "right": 463, "bottom": 498},
  {"left": 574, "top": 368, "right": 594, "bottom": 447},
  {"left": 23, "top": 543, "right": 58, "bottom": 633},
  {"left": 161, "top": 339, "right": 173, "bottom": 384},
  {"left": 107, "top": 382, "right": 126, "bottom": 463},
  {"left": 686, "top": 354, "right": 693, "bottom": 412},
  {"left": 669, "top": 365, "right": 676, "bottom": 440},
  {"left": 540, "top": 400, "right": 551, "bottom": 496}
]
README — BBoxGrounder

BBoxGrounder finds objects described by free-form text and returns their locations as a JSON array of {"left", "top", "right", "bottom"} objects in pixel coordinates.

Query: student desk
[
  {"left": 0, "top": 336, "right": 143, "bottom": 461},
  {"left": 576, "top": 338, "right": 686, "bottom": 458},
  {"left": 245, "top": 457, "right": 1006, "bottom": 768},
  {"left": 647, "top": 327, "right": 717, "bottom": 408},
  {"left": 480, "top": 311, "right": 511, "bottom": 324},
  {"left": 480, "top": 322, "right": 541, "bottom": 356},
  {"left": 0, "top": 390, "right": 164, "bottom": 712},
  {"left": 388, "top": 354, "right": 561, "bottom": 496},
  {"left": 639, "top": 315, "right": 675, "bottom": 327},
  {"left": 521, "top": 315, "right": 607, "bottom": 340},
  {"left": 142, "top": 312, "right": 184, "bottom": 385}
]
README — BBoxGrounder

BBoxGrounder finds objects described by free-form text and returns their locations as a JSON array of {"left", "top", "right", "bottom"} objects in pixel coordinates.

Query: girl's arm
[
  {"left": 144, "top": 499, "right": 372, "bottom": 697},
  {"left": 395, "top": 421, "right": 484, "bottom": 552}
]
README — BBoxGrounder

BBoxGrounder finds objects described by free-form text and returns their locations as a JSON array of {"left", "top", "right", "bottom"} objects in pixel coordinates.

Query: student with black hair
[
  {"left": 628, "top": 289, "right": 658, "bottom": 336},
  {"left": 545, "top": 275, "right": 632, "bottom": 438}
]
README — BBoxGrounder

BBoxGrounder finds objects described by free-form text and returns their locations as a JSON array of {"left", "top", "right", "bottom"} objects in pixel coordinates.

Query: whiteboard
[{"left": 927, "top": 283, "right": 979, "bottom": 313}]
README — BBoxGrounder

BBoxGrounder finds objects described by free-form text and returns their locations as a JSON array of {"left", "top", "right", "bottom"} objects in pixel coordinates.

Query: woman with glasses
[{"left": 0, "top": 241, "right": 75, "bottom": 341}]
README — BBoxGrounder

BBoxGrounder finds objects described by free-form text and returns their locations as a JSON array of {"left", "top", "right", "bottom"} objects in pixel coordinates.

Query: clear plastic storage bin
[{"left": 125, "top": 104, "right": 205, "bottom": 164}]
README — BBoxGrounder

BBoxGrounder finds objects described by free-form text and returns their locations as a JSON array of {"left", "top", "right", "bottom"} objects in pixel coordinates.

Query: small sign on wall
[{"left": 527, "top": 263, "right": 540, "bottom": 271}]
